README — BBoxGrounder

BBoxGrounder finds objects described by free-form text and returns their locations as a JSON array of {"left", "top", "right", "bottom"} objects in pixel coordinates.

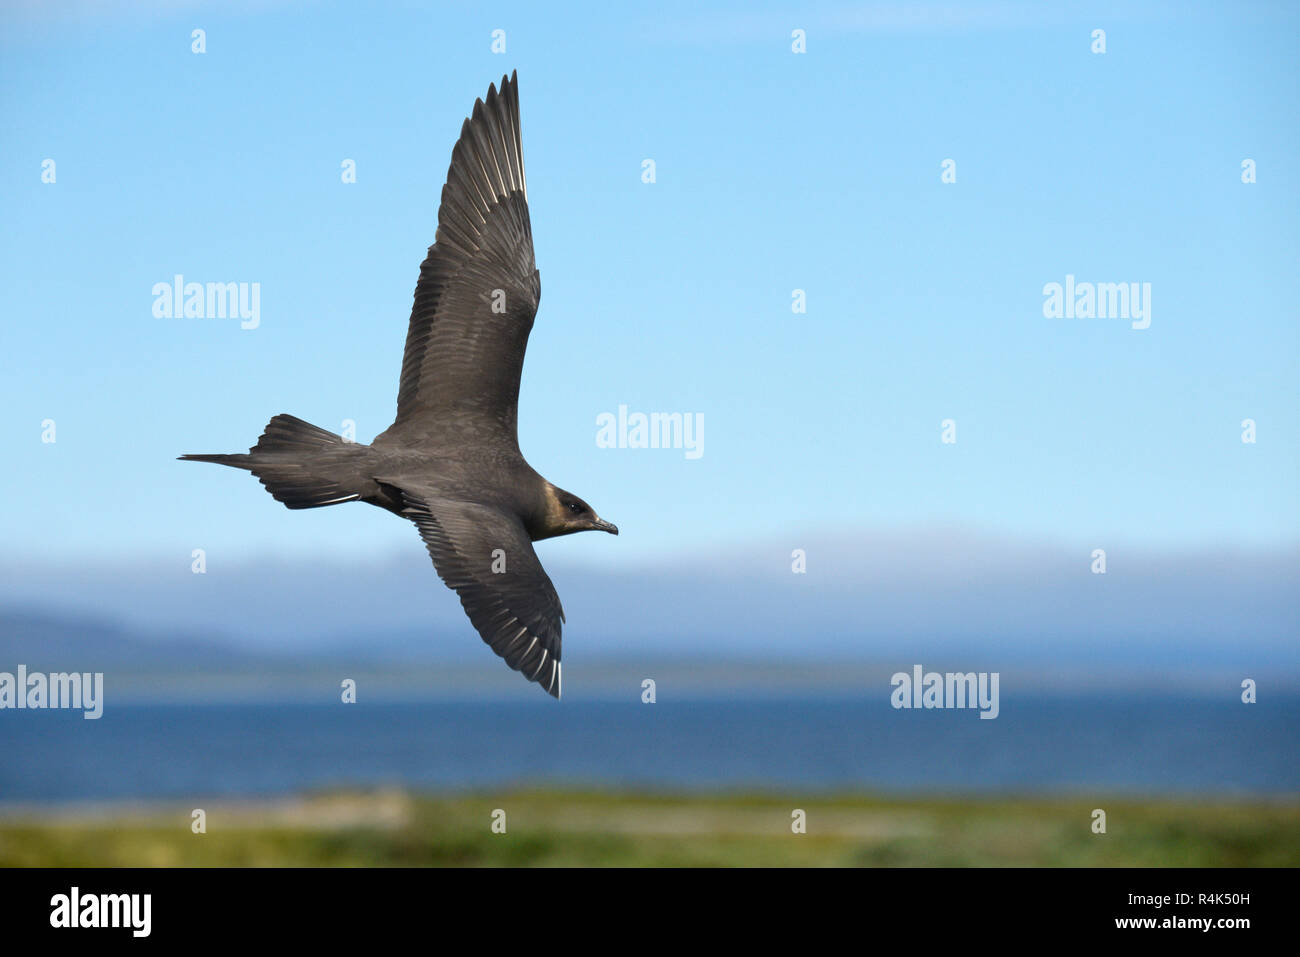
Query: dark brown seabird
[{"left": 180, "top": 72, "right": 616, "bottom": 699}]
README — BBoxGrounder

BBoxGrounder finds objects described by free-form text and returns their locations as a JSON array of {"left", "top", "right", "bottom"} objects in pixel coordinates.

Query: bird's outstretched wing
[
  {"left": 401, "top": 491, "right": 565, "bottom": 698},
  {"left": 389, "top": 71, "right": 539, "bottom": 445}
]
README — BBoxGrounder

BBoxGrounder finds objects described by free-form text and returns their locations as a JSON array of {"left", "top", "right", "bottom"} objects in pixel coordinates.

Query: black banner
[{"left": 0, "top": 867, "right": 1278, "bottom": 943}]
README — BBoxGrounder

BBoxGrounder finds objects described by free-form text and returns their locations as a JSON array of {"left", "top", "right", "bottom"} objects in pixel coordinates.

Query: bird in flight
[{"left": 181, "top": 72, "right": 616, "bottom": 699}]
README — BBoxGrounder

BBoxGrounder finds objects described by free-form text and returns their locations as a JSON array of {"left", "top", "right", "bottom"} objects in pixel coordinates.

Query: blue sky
[{"left": 1, "top": 0, "right": 1297, "bottom": 570}]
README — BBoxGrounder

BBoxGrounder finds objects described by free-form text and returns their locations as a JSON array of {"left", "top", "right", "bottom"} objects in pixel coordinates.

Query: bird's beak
[{"left": 593, "top": 517, "right": 619, "bottom": 535}]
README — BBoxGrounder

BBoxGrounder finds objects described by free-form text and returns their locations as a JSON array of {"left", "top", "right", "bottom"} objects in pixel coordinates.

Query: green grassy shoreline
[{"left": 2, "top": 790, "right": 1297, "bottom": 866}]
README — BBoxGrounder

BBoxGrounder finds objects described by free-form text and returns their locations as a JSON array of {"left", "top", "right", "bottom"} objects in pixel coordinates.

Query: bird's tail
[{"left": 180, "top": 414, "right": 370, "bottom": 510}]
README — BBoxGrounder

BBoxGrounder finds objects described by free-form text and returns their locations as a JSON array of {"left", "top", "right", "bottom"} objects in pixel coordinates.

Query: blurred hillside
[{"left": 2, "top": 789, "right": 1296, "bottom": 867}]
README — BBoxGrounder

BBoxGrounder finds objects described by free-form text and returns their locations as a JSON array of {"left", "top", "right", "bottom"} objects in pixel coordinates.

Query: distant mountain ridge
[
  {"left": 0, "top": 608, "right": 481, "bottom": 669},
  {"left": 0, "top": 609, "right": 264, "bottom": 670},
  {"left": 2, "top": 528, "right": 1296, "bottom": 672}
]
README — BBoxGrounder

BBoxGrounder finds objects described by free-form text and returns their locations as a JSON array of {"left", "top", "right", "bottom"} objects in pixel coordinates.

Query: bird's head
[{"left": 541, "top": 485, "right": 618, "bottom": 539}]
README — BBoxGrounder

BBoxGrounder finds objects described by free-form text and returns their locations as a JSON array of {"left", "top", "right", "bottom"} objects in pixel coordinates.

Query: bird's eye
[{"left": 568, "top": 502, "right": 583, "bottom": 514}]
